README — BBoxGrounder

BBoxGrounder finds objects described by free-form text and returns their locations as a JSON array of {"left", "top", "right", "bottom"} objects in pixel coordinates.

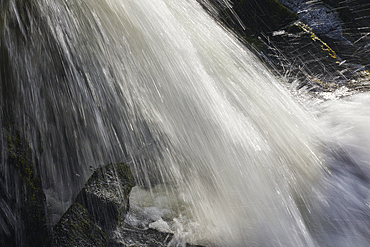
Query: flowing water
[{"left": 1, "top": 0, "right": 370, "bottom": 246}]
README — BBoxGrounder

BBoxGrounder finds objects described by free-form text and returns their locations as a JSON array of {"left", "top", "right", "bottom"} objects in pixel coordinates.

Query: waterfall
[{"left": 2, "top": 0, "right": 370, "bottom": 246}]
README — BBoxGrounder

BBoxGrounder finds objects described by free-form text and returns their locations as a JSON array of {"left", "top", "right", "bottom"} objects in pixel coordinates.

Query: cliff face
[{"left": 0, "top": 126, "right": 49, "bottom": 247}]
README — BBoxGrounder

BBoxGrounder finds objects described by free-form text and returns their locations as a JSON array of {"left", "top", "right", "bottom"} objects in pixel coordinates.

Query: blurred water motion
[{"left": 1, "top": 0, "right": 370, "bottom": 246}]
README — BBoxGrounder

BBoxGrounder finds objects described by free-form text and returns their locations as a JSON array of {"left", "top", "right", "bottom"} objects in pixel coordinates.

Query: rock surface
[
  {"left": 203, "top": 0, "right": 370, "bottom": 92},
  {"left": 111, "top": 225, "right": 204, "bottom": 247},
  {"left": 52, "top": 162, "right": 204, "bottom": 246},
  {"left": 74, "top": 162, "right": 136, "bottom": 231},
  {"left": 110, "top": 227, "right": 173, "bottom": 247},
  {"left": 0, "top": 126, "right": 49, "bottom": 247},
  {"left": 52, "top": 162, "right": 136, "bottom": 246},
  {"left": 52, "top": 202, "right": 108, "bottom": 247}
]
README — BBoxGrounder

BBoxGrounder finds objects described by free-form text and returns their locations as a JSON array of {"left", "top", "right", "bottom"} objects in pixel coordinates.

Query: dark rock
[
  {"left": 275, "top": 0, "right": 370, "bottom": 91},
  {"left": 52, "top": 162, "right": 135, "bottom": 246},
  {"left": 1, "top": 3, "right": 50, "bottom": 245},
  {"left": 200, "top": 0, "right": 339, "bottom": 90},
  {"left": 222, "top": 0, "right": 298, "bottom": 47},
  {"left": 321, "top": 0, "right": 370, "bottom": 65},
  {"left": 279, "top": 0, "right": 370, "bottom": 67},
  {"left": 263, "top": 20, "right": 352, "bottom": 90},
  {"left": 203, "top": 0, "right": 370, "bottom": 92},
  {"left": 74, "top": 162, "right": 136, "bottom": 231},
  {"left": 109, "top": 227, "right": 173, "bottom": 247},
  {"left": 52, "top": 202, "right": 107, "bottom": 247},
  {"left": 0, "top": 126, "right": 49, "bottom": 247},
  {"left": 109, "top": 224, "right": 205, "bottom": 247},
  {"left": 199, "top": 0, "right": 297, "bottom": 48},
  {"left": 53, "top": 162, "right": 202, "bottom": 247}
]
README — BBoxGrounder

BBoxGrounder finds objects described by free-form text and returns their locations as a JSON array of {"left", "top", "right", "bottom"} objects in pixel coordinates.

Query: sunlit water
[{"left": 2, "top": 0, "right": 370, "bottom": 246}]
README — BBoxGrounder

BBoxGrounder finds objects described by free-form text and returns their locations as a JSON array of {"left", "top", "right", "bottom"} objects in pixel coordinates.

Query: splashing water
[{"left": 2, "top": 0, "right": 370, "bottom": 246}]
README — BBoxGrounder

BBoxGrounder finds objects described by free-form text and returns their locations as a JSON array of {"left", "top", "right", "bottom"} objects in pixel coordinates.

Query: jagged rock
[
  {"left": 74, "top": 162, "right": 136, "bottom": 231},
  {"left": 0, "top": 126, "right": 49, "bottom": 247},
  {"left": 275, "top": 0, "right": 370, "bottom": 91},
  {"left": 281, "top": 0, "right": 370, "bottom": 66},
  {"left": 200, "top": 0, "right": 298, "bottom": 50},
  {"left": 52, "top": 162, "right": 203, "bottom": 247},
  {"left": 52, "top": 162, "right": 135, "bottom": 246},
  {"left": 203, "top": 0, "right": 370, "bottom": 92},
  {"left": 110, "top": 225, "right": 205, "bottom": 247},
  {"left": 52, "top": 202, "right": 108, "bottom": 247},
  {"left": 110, "top": 227, "right": 173, "bottom": 247}
]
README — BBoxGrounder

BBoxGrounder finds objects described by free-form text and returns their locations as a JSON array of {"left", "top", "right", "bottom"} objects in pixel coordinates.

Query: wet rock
[
  {"left": 52, "top": 162, "right": 135, "bottom": 246},
  {"left": 52, "top": 202, "right": 107, "bottom": 247},
  {"left": 279, "top": 0, "right": 343, "bottom": 38},
  {"left": 222, "top": 0, "right": 298, "bottom": 46},
  {"left": 74, "top": 162, "right": 136, "bottom": 231},
  {"left": 199, "top": 0, "right": 297, "bottom": 48},
  {"left": 52, "top": 162, "right": 203, "bottom": 247},
  {"left": 203, "top": 0, "right": 370, "bottom": 92},
  {"left": 110, "top": 227, "right": 173, "bottom": 247},
  {"left": 275, "top": 0, "right": 370, "bottom": 91},
  {"left": 200, "top": 0, "right": 341, "bottom": 90},
  {"left": 110, "top": 224, "right": 205, "bottom": 247},
  {"left": 1, "top": 2, "right": 51, "bottom": 246},
  {"left": 279, "top": 0, "right": 370, "bottom": 67},
  {"left": 0, "top": 126, "right": 49, "bottom": 247},
  {"left": 320, "top": 0, "right": 370, "bottom": 65}
]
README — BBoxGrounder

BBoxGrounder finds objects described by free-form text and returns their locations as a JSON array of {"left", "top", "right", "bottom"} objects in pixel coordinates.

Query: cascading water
[{"left": 1, "top": 0, "right": 370, "bottom": 246}]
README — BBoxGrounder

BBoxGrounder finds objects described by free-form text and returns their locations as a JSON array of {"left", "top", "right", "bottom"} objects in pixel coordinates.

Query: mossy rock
[
  {"left": 0, "top": 126, "right": 49, "bottom": 246},
  {"left": 75, "top": 162, "right": 136, "bottom": 231},
  {"left": 52, "top": 202, "right": 107, "bottom": 247}
]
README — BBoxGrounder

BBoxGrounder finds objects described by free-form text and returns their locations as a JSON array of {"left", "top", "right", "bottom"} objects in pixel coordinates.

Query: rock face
[
  {"left": 0, "top": 126, "right": 49, "bottom": 247},
  {"left": 52, "top": 162, "right": 205, "bottom": 246},
  {"left": 281, "top": 0, "right": 370, "bottom": 66},
  {"left": 52, "top": 162, "right": 136, "bottom": 246},
  {"left": 52, "top": 202, "right": 108, "bottom": 247},
  {"left": 111, "top": 226, "right": 205, "bottom": 247},
  {"left": 275, "top": 0, "right": 370, "bottom": 91},
  {"left": 203, "top": 0, "right": 370, "bottom": 92},
  {"left": 75, "top": 162, "right": 136, "bottom": 231},
  {"left": 111, "top": 227, "right": 174, "bottom": 247}
]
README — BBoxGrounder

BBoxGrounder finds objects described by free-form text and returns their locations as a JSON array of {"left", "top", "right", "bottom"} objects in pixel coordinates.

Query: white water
[
  {"left": 81, "top": 0, "right": 325, "bottom": 245},
  {"left": 76, "top": 0, "right": 323, "bottom": 245},
  {"left": 4, "top": 0, "right": 370, "bottom": 246}
]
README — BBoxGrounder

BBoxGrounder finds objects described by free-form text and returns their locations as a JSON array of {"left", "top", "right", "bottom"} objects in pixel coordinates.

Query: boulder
[
  {"left": 52, "top": 162, "right": 135, "bottom": 246},
  {"left": 52, "top": 162, "right": 204, "bottom": 246},
  {"left": 52, "top": 202, "right": 107, "bottom": 247},
  {"left": 74, "top": 162, "right": 136, "bottom": 231}
]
